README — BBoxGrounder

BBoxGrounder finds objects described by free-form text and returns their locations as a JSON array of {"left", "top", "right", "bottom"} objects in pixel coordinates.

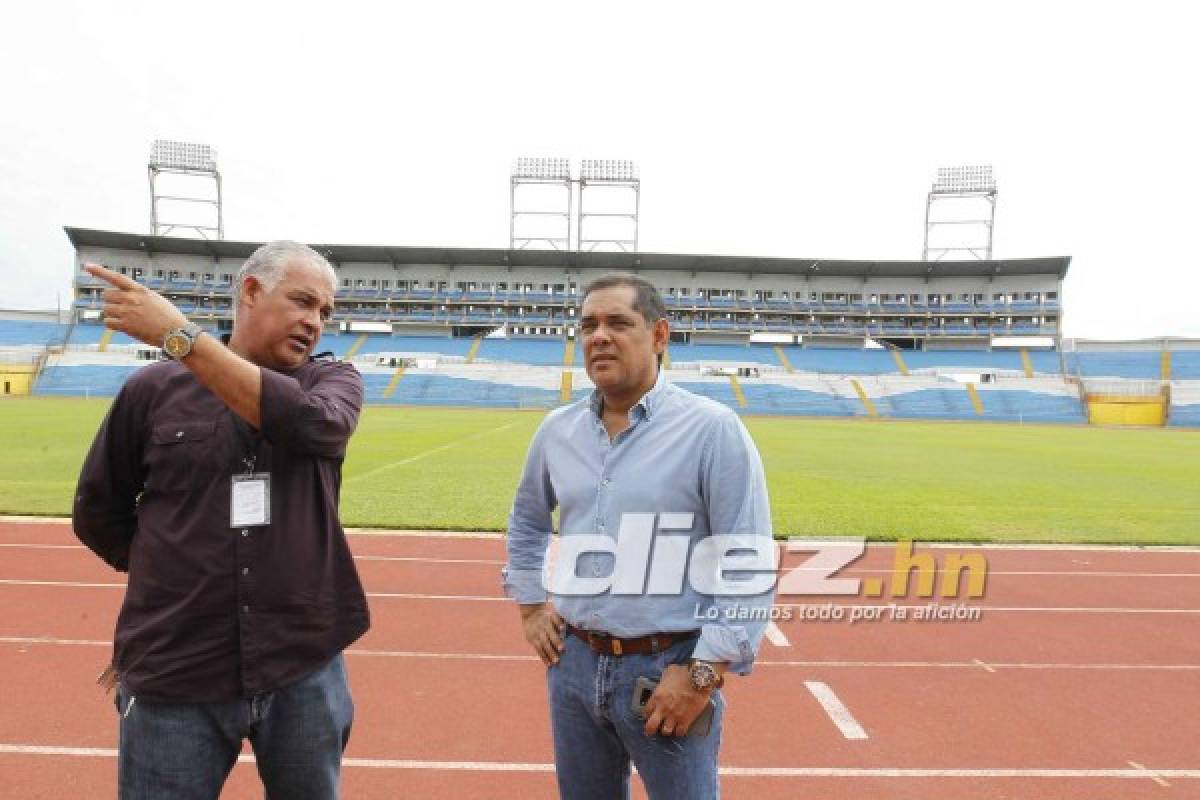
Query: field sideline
[{"left": 2, "top": 397, "right": 1196, "bottom": 545}]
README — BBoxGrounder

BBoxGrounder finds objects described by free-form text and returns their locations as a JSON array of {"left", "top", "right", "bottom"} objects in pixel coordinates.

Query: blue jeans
[
  {"left": 547, "top": 633, "right": 724, "bottom": 800},
  {"left": 115, "top": 654, "right": 354, "bottom": 800}
]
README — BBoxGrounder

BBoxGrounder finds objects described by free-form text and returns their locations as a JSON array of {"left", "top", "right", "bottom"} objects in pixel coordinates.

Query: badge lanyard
[{"left": 230, "top": 413, "right": 271, "bottom": 528}]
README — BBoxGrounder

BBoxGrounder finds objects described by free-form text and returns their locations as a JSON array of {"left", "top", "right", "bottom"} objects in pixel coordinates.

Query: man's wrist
[{"left": 519, "top": 602, "right": 548, "bottom": 620}]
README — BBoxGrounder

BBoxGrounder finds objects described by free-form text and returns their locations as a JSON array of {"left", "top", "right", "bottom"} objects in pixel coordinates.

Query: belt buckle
[{"left": 589, "top": 631, "right": 622, "bottom": 656}]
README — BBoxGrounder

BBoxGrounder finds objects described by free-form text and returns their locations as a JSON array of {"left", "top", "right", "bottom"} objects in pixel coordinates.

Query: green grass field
[{"left": 2, "top": 397, "right": 1197, "bottom": 544}]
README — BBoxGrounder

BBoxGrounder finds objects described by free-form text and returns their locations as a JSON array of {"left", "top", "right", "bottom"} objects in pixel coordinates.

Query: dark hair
[{"left": 579, "top": 273, "right": 667, "bottom": 327}]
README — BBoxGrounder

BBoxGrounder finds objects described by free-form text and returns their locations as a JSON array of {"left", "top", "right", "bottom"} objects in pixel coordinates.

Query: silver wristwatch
[
  {"left": 688, "top": 660, "right": 724, "bottom": 691},
  {"left": 163, "top": 323, "right": 202, "bottom": 360}
]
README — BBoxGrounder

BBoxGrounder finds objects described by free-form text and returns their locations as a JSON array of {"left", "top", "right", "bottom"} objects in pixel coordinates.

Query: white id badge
[{"left": 230, "top": 473, "right": 271, "bottom": 527}]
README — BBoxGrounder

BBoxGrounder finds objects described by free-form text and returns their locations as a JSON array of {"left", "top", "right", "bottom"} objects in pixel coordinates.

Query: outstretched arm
[{"left": 85, "top": 264, "right": 262, "bottom": 427}]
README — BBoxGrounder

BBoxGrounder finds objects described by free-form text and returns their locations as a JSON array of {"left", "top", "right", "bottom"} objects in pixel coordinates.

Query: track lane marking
[
  {"left": 5, "top": 744, "right": 1198, "bottom": 778},
  {"left": 803, "top": 681, "right": 869, "bottom": 740},
  {"left": 764, "top": 622, "right": 790, "bottom": 647},
  {"left": 7, "top": 582, "right": 1200, "bottom": 616},
  {"left": 1128, "top": 760, "right": 1171, "bottom": 787},
  {"left": 4, "top": 638, "right": 1200, "bottom": 672}
]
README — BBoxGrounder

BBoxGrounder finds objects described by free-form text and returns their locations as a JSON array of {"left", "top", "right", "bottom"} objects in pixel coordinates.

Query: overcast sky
[{"left": 2, "top": 0, "right": 1197, "bottom": 339}]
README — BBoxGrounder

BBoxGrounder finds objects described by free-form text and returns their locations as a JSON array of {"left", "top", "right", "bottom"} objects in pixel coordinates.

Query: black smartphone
[{"left": 631, "top": 675, "right": 715, "bottom": 737}]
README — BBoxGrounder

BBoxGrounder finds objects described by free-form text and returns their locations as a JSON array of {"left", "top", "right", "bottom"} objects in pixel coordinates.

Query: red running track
[{"left": 2, "top": 520, "right": 1199, "bottom": 798}]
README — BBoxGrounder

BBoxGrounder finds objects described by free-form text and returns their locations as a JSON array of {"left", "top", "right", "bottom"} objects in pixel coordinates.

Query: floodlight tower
[
  {"left": 148, "top": 140, "right": 223, "bottom": 239},
  {"left": 510, "top": 157, "right": 572, "bottom": 250},
  {"left": 922, "top": 165, "right": 997, "bottom": 261},
  {"left": 577, "top": 159, "right": 640, "bottom": 252}
]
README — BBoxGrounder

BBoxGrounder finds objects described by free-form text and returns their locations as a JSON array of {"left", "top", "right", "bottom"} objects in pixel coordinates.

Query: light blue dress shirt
[{"left": 503, "top": 372, "right": 775, "bottom": 673}]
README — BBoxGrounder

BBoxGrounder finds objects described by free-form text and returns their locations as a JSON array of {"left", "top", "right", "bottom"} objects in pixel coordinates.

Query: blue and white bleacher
[
  {"left": 33, "top": 364, "right": 143, "bottom": 397},
  {"left": 478, "top": 339, "right": 564, "bottom": 366},
  {"left": 0, "top": 320, "right": 66, "bottom": 347}
]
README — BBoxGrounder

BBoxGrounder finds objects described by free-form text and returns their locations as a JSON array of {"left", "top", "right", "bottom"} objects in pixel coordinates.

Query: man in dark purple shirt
[{"left": 74, "top": 241, "right": 369, "bottom": 799}]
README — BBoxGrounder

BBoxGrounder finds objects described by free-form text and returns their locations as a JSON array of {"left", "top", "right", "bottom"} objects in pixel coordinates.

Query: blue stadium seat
[
  {"left": 668, "top": 343, "right": 780, "bottom": 366},
  {"left": 479, "top": 338, "right": 564, "bottom": 365},
  {"left": 34, "top": 365, "right": 143, "bottom": 397},
  {"left": 0, "top": 320, "right": 66, "bottom": 346},
  {"left": 68, "top": 324, "right": 138, "bottom": 347},
  {"left": 362, "top": 372, "right": 559, "bottom": 408},
  {"left": 736, "top": 383, "right": 860, "bottom": 417},
  {"left": 1168, "top": 404, "right": 1200, "bottom": 427},
  {"left": 1066, "top": 351, "right": 1162, "bottom": 380},
  {"left": 1171, "top": 351, "right": 1200, "bottom": 379}
]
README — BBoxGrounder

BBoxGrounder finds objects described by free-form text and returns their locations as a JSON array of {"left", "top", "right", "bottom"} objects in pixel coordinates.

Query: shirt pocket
[{"left": 145, "top": 420, "right": 223, "bottom": 492}]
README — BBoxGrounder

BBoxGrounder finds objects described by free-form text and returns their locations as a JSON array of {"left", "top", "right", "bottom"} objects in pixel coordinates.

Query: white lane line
[
  {"left": 7, "top": 581, "right": 1200, "bottom": 616},
  {"left": 872, "top": 542, "right": 1200, "bottom": 553},
  {"left": 3, "top": 639, "right": 1200, "bottom": 673},
  {"left": 0, "top": 582, "right": 515, "bottom": 600},
  {"left": 779, "top": 567, "right": 1200, "bottom": 578},
  {"left": 763, "top": 659, "right": 1200, "bottom": 671},
  {"left": 1128, "top": 760, "right": 1171, "bottom": 787},
  {"left": 7, "top": 542, "right": 1200, "bottom": 577},
  {"left": 4, "top": 744, "right": 1198, "bottom": 778},
  {"left": 973, "top": 658, "right": 997, "bottom": 673},
  {"left": 344, "top": 421, "right": 522, "bottom": 484},
  {"left": 0, "top": 579, "right": 125, "bottom": 588},
  {"left": 764, "top": 622, "right": 790, "bottom": 647},
  {"left": 0, "top": 544, "right": 86, "bottom": 550},
  {"left": 803, "top": 681, "right": 868, "bottom": 740},
  {"left": 367, "top": 592, "right": 507, "bottom": 601},
  {"left": 346, "top": 529, "right": 505, "bottom": 540},
  {"left": 355, "top": 555, "right": 505, "bottom": 565},
  {"left": 0, "top": 637, "right": 109, "bottom": 647},
  {"left": 784, "top": 603, "right": 1200, "bottom": 615},
  {"left": 8, "top": 519, "right": 1200, "bottom": 552},
  {"left": 0, "top": 546, "right": 507, "bottom": 565}
]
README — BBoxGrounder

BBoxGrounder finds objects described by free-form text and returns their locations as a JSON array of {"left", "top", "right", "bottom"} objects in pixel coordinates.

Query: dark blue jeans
[
  {"left": 115, "top": 654, "right": 354, "bottom": 800},
  {"left": 547, "top": 634, "right": 724, "bottom": 800}
]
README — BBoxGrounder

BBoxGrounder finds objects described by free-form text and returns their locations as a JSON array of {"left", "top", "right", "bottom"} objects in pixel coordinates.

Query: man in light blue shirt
[{"left": 503, "top": 274, "right": 774, "bottom": 799}]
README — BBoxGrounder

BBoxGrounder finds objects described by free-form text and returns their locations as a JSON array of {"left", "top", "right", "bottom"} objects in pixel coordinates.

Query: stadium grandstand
[{"left": 0, "top": 226, "right": 1190, "bottom": 427}]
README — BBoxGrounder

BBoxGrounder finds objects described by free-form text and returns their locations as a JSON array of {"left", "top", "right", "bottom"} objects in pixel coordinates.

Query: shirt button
[
  {"left": 242, "top": 605, "right": 250, "bottom": 613},
  {"left": 241, "top": 529, "right": 249, "bottom": 537},
  {"left": 602, "top": 478, "right": 611, "bottom": 486},
  {"left": 242, "top": 567, "right": 250, "bottom": 576}
]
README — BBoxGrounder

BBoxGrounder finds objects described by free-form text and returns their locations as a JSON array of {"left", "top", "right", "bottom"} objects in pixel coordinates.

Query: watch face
[
  {"left": 690, "top": 662, "right": 717, "bottom": 689},
  {"left": 164, "top": 333, "right": 189, "bottom": 359}
]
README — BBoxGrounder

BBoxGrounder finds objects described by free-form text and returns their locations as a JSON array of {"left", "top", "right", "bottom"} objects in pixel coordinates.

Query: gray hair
[
  {"left": 233, "top": 241, "right": 337, "bottom": 320},
  {"left": 580, "top": 273, "right": 667, "bottom": 326}
]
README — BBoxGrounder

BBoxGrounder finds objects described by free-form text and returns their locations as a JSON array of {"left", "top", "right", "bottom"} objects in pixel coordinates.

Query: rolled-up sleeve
[
  {"left": 691, "top": 411, "right": 775, "bottom": 674},
  {"left": 502, "top": 420, "right": 557, "bottom": 604},
  {"left": 258, "top": 362, "right": 363, "bottom": 458},
  {"left": 73, "top": 377, "right": 149, "bottom": 572}
]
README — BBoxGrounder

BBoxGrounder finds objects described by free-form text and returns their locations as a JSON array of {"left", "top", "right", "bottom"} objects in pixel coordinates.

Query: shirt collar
[{"left": 589, "top": 369, "right": 668, "bottom": 421}]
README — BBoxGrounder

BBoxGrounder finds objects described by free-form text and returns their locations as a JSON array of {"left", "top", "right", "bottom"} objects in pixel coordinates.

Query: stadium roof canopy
[{"left": 65, "top": 228, "right": 1071, "bottom": 279}]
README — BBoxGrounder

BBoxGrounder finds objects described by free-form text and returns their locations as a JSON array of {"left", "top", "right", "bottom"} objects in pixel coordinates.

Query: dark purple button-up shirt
[{"left": 73, "top": 355, "right": 370, "bottom": 702}]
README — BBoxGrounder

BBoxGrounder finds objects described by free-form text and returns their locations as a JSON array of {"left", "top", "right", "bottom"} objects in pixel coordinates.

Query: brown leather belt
[{"left": 567, "top": 625, "right": 699, "bottom": 657}]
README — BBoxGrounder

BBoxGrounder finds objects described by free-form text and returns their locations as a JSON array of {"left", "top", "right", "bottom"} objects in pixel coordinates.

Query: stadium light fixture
[
  {"left": 512, "top": 157, "right": 571, "bottom": 180},
  {"left": 150, "top": 140, "right": 218, "bottom": 172},
  {"left": 932, "top": 165, "right": 995, "bottom": 194},
  {"left": 923, "top": 164, "right": 998, "bottom": 261},
  {"left": 580, "top": 159, "right": 638, "bottom": 182}
]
